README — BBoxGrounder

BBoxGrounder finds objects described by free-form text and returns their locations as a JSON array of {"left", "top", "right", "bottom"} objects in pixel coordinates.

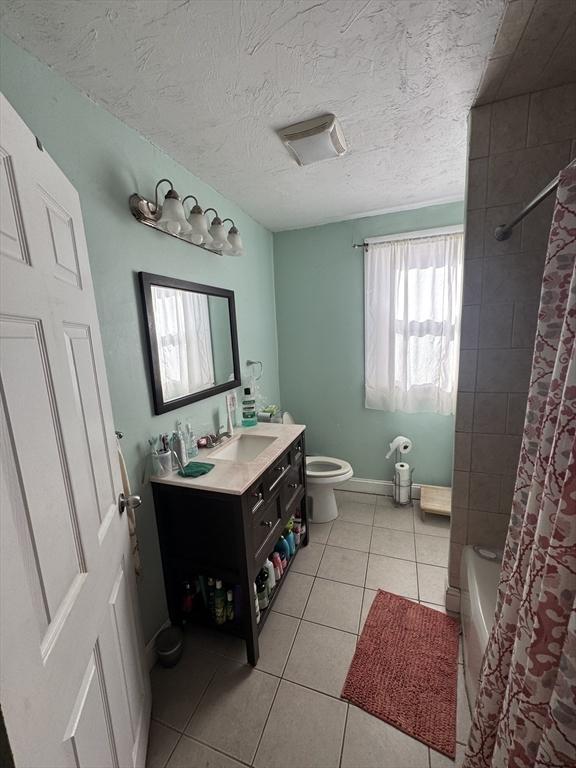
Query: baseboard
[
  {"left": 445, "top": 585, "right": 461, "bottom": 614},
  {"left": 340, "top": 476, "right": 421, "bottom": 499},
  {"left": 145, "top": 619, "right": 171, "bottom": 670}
]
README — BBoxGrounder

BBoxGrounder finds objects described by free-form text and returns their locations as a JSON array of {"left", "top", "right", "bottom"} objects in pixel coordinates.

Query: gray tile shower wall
[{"left": 449, "top": 82, "right": 576, "bottom": 589}]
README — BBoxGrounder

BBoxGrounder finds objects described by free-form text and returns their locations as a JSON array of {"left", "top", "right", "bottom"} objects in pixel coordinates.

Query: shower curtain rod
[
  {"left": 493, "top": 171, "right": 561, "bottom": 241},
  {"left": 353, "top": 165, "right": 571, "bottom": 249}
]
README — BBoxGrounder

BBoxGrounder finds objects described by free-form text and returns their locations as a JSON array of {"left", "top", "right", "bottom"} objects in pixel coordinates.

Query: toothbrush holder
[{"left": 157, "top": 450, "right": 173, "bottom": 475}]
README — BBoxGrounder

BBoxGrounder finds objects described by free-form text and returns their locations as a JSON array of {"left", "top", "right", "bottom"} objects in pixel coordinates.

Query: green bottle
[
  {"left": 207, "top": 577, "right": 216, "bottom": 617},
  {"left": 241, "top": 386, "right": 257, "bottom": 427},
  {"left": 226, "top": 589, "right": 234, "bottom": 622},
  {"left": 214, "top": 579, "right": 226, "bottom": 625}
]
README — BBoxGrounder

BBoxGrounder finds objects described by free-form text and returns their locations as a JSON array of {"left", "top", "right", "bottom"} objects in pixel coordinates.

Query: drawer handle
[
  {"left": 275, "top": 465, "right": 286, "bottom": 473},
  {"left": 260, "top": 520, "right": 273, "bottom": 528},
  {"left": 252, "top": 498, "right": 265, "bottom": 514},
  {"left": 252, "top": 491, "right": 263, "bottom": 500},
  {"left": 288, "top": 482, "right": 298, "bottom": 489},
  {"left": 296, "top": 444, "right": 302, "bottom": 452},
  {"left": 269, "top": 464, "right": 290, "bottom": 492}
]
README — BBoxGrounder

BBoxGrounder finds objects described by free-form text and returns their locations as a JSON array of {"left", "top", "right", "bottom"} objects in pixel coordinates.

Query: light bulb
[
  {"left": 187, "top": 205, "right": 210, "bottom": 243},
  {"left": 227, "top": 227, "right": 244, "bottom": 256},
  {"left": 157, "top": 191, "right": 187, "bottom": 235},
  {"left": 186, "top": 231, "right": 204, "bottom": 245},
  {"left": 209, "top": 217, "right": 228, "bottom": 250}
]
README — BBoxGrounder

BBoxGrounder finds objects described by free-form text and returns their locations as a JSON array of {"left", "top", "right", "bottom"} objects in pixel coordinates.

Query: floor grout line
[
  {"left": 163, "top": 733, "right": 182, "bottom": 768},
  {"left": 338, "top": 702, "right": 350, "bottom": 768},
  {"left": 250, "top": 669, "right": 284, "bottom": 766},
  {"left": 151, "top": 719, "right": 182, "bottom": 768},
  {"left": 415, "top": 530, "right": 421, "bottom": 600},
  {"left": 176, "top": 732, "right": 253, "bottom": 767}
]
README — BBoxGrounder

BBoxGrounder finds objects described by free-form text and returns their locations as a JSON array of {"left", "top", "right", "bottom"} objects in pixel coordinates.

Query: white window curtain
[
  {"left": 364, "top": 229, "right": 464, "bottom": 415},
  {"left": 152, "top": 287, "right": 215, "bottom": 401}
]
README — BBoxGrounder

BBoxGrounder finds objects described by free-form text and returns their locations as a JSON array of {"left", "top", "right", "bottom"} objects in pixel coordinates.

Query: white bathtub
[{"left": 460, "top": 545, "right": 502, "bottom": 707}]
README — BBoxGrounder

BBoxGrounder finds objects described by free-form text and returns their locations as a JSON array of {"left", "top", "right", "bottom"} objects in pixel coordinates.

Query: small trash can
[{"left": 155, "top": 626, "right": 184, "bottom": 668}]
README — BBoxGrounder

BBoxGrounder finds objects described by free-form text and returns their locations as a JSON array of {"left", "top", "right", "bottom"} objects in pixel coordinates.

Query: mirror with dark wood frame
[{"left": 139, "top": 272, "right": 241, "bottom": 414}]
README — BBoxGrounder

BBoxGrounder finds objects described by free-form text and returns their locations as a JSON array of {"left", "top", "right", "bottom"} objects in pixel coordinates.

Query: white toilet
[{"left": 283, "top": 413, "right": 353, "bottom": 523}]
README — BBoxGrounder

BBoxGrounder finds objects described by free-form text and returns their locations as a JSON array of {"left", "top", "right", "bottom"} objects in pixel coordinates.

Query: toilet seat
[{"left": 306, "top": 455, "right": 353, "bottom": 483}]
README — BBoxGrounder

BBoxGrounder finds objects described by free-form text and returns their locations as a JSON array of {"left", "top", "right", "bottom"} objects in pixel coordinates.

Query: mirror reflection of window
[
  {"left": 152, "top": 286, "right": 215, "bottom": 401},
  {"left": 208, "top": 296, "right": 234, "bottom": 385}
]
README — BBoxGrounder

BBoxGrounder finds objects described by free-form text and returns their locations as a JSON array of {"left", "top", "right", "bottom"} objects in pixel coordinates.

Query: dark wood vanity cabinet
[{"left": 152, "top": 431, "right": 308, "bottom": 666}]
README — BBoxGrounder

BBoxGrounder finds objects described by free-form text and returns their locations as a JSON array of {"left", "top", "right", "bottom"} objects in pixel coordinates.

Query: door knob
[{"left": 118, "top": 493, "right": 142, "bottom": 515}]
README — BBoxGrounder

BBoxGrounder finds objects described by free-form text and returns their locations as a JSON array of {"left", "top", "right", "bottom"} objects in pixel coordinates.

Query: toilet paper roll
[
  {"left": 395, "top": 462, "right": 411, "bottom": 504},
  {"left": 385, "top": 435, "right": 413, "bottom": 460}
]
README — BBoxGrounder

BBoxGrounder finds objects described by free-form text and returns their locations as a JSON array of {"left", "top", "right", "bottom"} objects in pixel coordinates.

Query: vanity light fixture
[{"left": 129, "top": 178, "right": 244, "bottom": 256}]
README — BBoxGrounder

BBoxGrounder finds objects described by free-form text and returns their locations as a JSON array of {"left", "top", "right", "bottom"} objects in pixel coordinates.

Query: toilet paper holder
[{"left": 393, "top": 455, "right": 415, "bottom": 508}]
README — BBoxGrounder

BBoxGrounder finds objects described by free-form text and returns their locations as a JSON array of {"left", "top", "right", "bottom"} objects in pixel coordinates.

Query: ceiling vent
[{"left": 278, "top": 114, "right": 347, "bottom": 166}]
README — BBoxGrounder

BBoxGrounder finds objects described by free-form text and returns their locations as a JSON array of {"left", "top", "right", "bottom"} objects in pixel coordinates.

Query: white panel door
[{"left": 0, "top": 93, "right": 151, "bottom": 768}]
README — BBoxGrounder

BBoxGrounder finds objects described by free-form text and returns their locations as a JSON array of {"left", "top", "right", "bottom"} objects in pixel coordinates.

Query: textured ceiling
[{"left": 0, "top": 0, "right": 505, "bottom": 230}]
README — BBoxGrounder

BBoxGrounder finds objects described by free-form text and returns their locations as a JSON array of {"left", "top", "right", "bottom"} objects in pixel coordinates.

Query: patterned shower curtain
[{"left": 464, "top": 162, "right": 576, "bottom": 768}]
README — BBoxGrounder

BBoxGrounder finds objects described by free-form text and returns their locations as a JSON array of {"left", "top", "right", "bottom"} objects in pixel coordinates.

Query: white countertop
[{"left": 150, "top": 422, "right": 306, "bottom": 496}]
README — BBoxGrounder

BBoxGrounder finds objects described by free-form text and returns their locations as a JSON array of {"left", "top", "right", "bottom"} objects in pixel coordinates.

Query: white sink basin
[{"left": 210, "top": 434, "right": 277, "bottom": 462}]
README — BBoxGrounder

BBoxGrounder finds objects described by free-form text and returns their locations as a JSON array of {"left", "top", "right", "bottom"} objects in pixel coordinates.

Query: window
[{"left": 364, "top": 227, "right": 464, "bottom": 415}]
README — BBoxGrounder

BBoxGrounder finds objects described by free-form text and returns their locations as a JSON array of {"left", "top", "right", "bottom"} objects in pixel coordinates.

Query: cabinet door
[
  {"left": 252, "top": 494, "right": 283, "bottom": 569},
  {"left": 282, "top": 461, "right": 305, "bottom": 512}
]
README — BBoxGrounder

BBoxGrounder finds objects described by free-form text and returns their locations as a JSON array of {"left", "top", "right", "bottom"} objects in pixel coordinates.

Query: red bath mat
[{"left": 341, "top": 590, "right": 460, "bottom": 758}]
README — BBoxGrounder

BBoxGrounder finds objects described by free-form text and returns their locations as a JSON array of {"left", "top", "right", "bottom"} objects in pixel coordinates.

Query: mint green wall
[
  {"left": 0, "top": 35, "right": 279, "bottom": 642},
  {"left": 274, "top": 202, "right": 464, "bottom": 487}
]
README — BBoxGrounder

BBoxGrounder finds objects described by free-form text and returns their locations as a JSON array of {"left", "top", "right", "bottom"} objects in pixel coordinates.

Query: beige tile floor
[{"left": 147, "top": 492, "right": 470, "bottom": 768}]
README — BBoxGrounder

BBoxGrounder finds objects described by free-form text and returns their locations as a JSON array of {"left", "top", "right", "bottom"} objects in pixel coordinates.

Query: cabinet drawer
[
  {"left": 282, "top": 461, "right": 304, "bottom": 512},
  {"left": 252, "top": 494, "right": 282, "bottom": 563},
  {"left": 264, "top": 451, "right": 291, "bottom": 498}
]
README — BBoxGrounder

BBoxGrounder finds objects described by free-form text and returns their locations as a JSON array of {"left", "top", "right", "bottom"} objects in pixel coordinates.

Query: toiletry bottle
[
  {"left": 185, "top": 421, "right": 199, "bottom": 458},
  {"left": 256, "top": 572, "right": 269, "bottom": 610},
  {"left": 272, "top": 552, "right": 282, "bottom": 580},
  {"left": 169, "top": 432, "right": 181, "bottom": 470},
  {"left": 285, "top": 528, "right": 296, "bottom": 556},
  {"left": 174, "top": 422, "right": 188, "bottom": 467},
  {"left": 264, "top": 557, "right": 276, "bottom": 594},
  {"left": 226, "top": 590, "right": 234, "bottom": 622},
  {"left": 226, "top": 392, "right": 237, "bottom": 435},
  {"left": 214, "top": 579, "right": 226, "bottom": 625},
  {"left": 275, "top": 535, "right": 291, "bottom": 561},
  {"left": 181, "top": 581, "right": 194, "bottom": 621},
  {"left": 293, "top": 522, "right": 301, "bottom": 547},
  {"left": 253, "top": 582, "right": 260, "bottom": 623},
  {"left": 241, "top": 386, "right": 257, "bottom": 427},
  {"left": 207, "top": 577, "right": 216, "bottom": 617}
]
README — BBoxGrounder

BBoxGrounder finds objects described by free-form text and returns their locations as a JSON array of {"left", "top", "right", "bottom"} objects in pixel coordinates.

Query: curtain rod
[
  {"left": 352, "top": 231, "right": 462, "bottom": 249},
  {"left": 494, "top": 171, "right": 562, "bottom": 241}
]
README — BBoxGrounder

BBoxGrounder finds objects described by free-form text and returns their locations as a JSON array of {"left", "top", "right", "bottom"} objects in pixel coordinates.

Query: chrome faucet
[{"left": 202, "top": 426, "right": 231, "bottom": 448}]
